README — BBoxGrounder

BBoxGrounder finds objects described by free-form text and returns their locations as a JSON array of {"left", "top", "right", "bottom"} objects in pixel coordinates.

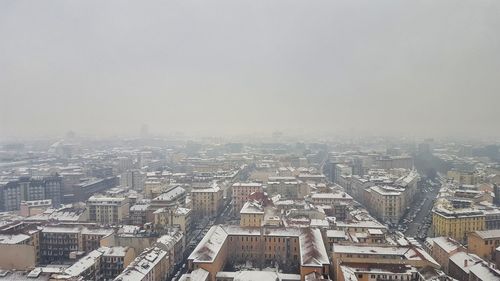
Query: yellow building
[
  {"left": 240, "top": 201, "right": 264, "bottom": 227},
  {"left": 432, "top": 208, "right": 485, "bottom": 243},
  {"left": 468, "top": 229, "right": 500, "bottom": 260},
  {"left": 191, "top": 183, "right": 223, "bottom": 219}
]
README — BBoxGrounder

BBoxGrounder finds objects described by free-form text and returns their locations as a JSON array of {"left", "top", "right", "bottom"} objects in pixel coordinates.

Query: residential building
[
  {"left": 425, "top": 237, "right": 464, "bottom": 273},
  {"left": 187, "top": 225, "right": 330, "bottom": 281},
  {"left": 432, "top": 207, "right": 485, "bottom": 243},
  {"left": 153, "top": 206, "right": 192, "bottom": 235},
  {"left": 468, "top": 229, "right": 500, "bottom": 261},
  {"left": 87, "top": 196, "right": 130, "bottom": 225},
  {"left": 231, "top": 182, "right": 263, "bottom": 215},
  {"left": 113, "top": 247, "right": 170, "bottom": 281},
  {"left": 191, "top": 183, "right": 223, "bottom": 219}
]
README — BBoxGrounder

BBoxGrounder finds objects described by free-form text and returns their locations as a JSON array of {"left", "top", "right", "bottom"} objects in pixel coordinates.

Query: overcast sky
[{"left": 1, "top": 0, "right": 499, "bottom": 139}]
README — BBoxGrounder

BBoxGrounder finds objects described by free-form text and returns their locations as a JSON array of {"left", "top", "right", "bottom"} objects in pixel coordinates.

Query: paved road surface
[{"left": 404, "top": 182, "right": 440, "bottom": 237}]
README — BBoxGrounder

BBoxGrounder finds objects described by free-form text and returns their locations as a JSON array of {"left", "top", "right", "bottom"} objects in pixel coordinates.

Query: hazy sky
[{"left": 1, "top": 0, "right": 499, "bottom": 139}]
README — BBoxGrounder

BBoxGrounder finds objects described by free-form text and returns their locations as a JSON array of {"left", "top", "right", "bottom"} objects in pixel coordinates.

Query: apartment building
[
  {"left": 468, "top": 229, "right": 500, "bottom": 260},
  {"left": 331, "top": 244, "right": 440, "bottom": 281},
  {"left": 55, "top": 246, "right": 135, "bottom": 281},
  {"left": 0, "top": 233, "right": 36, "bottom": 270},
  {"left": 40, "top": 225, "right": 114, "bottom": 263},
  {"left": 432, "top": 207, "right": 485, "bottom": 243},
  {"left": 231, "top": 182, "right": 263, "bottom": 215},
  {"left": 187, "top": 225, "right": 330, "bottom": 281},
  {"left": 191, "top": 183, "right": 223, "bottom": 219},
  {"left": 153, "top": 206, "right": 192, "bottom": 235},
  {"left": 87, "top": 196, "right": 129, "bottom": 225},
  {"left": 0, "top": 176, "right": 62, "bottom": 211},
  {"left": 364, "top": 185, "right": 404, "bottom": 223},
  {"left": 113, "top": 247, "right": 170, "bottom": 281},
  {"left": 425, "top": 237, "right": 464, "bottom": 274},
  {"left": 240, "top": 201, "right": 264, "bottom": 227}
]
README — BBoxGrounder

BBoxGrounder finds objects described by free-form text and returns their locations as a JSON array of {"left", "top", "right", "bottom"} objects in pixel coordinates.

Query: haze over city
[
  {"left": 1, "top": 0, "right": 500, "bottom": 139},
  {"left": 3, "top": 1, "right": 500, "bottom": 281}
]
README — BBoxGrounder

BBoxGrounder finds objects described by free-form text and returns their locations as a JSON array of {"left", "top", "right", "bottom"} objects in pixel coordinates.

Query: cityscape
[
  {"left": 1, "top": 1, "right": 500, "bottom": 281},
  {"left": 0, "top": 137, "right": 499, "bottom": 281}
]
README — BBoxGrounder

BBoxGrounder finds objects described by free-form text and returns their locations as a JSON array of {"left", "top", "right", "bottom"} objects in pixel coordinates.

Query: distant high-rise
[{"left": 0, "top": 176, "right": 62, "bottom": 211}]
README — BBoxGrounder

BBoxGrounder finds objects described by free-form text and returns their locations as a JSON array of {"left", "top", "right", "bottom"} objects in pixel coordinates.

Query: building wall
[
  {"left": 191, "top": 190, "right": 223, "bottom": 219},
  {"left": 431, "top": 242, "right": 463, "bottom": 273},
  {"left": 432, "top": 212, "right": 485, "bottom": 243},
  {"left": 468, "top": 232, "right": 500, "bottom": 260},
  {"left": 232, "top": 184, "right": 263, "bottom": 216},
  {"left": 0, "top": 244, "right": 36, "bottom": 270},
  {"left": 240, "top": 213, "right": 263, "bottom": 227}
]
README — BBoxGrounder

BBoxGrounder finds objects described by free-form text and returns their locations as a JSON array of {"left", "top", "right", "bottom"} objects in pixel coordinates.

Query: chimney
[{"left": 464, "top": 259, "right": 468, "bottom": 267}]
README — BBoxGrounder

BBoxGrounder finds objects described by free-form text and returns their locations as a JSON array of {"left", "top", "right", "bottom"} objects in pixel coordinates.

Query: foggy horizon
[{"left": 1, "top": 0, "right": 500, "bottom": 139}]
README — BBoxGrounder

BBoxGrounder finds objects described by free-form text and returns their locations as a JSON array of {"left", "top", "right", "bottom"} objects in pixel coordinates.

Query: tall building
[
  {"left": 0, "top": 176, "right": 62, "bottom": 211},
  {"left": 121, "top": 169, "right": 144, "bottom": 192}
]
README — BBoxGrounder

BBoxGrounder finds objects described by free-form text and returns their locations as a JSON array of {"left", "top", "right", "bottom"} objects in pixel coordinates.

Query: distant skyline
[{"left": 1, "top": 0, "right": 500, "bottom": 139}]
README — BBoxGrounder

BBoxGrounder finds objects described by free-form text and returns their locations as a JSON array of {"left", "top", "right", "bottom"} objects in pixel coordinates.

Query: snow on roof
[
  {"left": 156, "top": 231, "right": 184, "bottom": 250},
  {"left": 191, "top": 182, "right": 221, "bottom": 193},
  {"left": 87, "top": 196, "right": 127, "bottom": 205},
  {"left": 189, "top": 268, "right": 210, "bottom": 281},
  {"left": 81, "top": 227, "right": 114, "bottom": 236},
  {"left": 0, "top": 233, "right": 30, "bottom": 244},
  {"left": 428, "top": 237, "right": 462, "bottom": 253},
  {"left": 299, "top": 228, "right": 330, "bottom": 267},
  {"left": 175, "top": 207, "right": 191, "bottom": 215},
  {"left": 311, "top": 192, "right": 352, "bottom": 200},
  {"left": 98, "top": 246, "right": 129, "bottom": 257},
  {"left": 326, "top": 230, "right": 348, "bottom": 239},
  {"left": 188, "top": 225, "right": 228, "bottom": 263},
  {"left": 369, "top": 185, "right": 403, "bottom": 196},
  {"left": 240, "top": 201, "right": 264, "bottom": 214},
  {"left": 449, "top": 252, "right": 482, "bottom": 273},
  {"left": 310, "top": 219, "right": 329, "bottom": 228},
  {"left": 25, "top": 208, "right": 84, "bottom": 222},
  {"left": 63, "top": 249, "right": 102, "bottom": 277},
  {"left": 473, "top": 229, "right": 500, "bottom": 239},
  {"left": 153, "top": 185, "right": 186, "bottom": 201},
  {"left": 130, "top": 204, "right": 149, "bottom": 211},
  {"left": 41, "top": 225, "right": 81, "bottom": 233},
  {"left": 232, "top": 182, "right": 263, "bottom": 187},
  {"left": 469, "top": 262, "right": 500, "bottom": 280},
  {"left": 115, "top": 247, "right": 168, "bottom": 281},
  {"left": 368, "top": 229, "right": 384, "bottom": 235},
  {"left": 333, "top": 244, "right": 438, "bottom": 267},
  {"left": 335, "top": 220, "right": 386, "bottom": 230},
  {"left": 216, "top": 270, "right": 301, "bottom": 281}
]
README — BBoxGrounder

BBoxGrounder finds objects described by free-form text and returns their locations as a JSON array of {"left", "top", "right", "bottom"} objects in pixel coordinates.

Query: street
[{"left": 403, "top": 179, "right": 440, "bottom": 238}]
